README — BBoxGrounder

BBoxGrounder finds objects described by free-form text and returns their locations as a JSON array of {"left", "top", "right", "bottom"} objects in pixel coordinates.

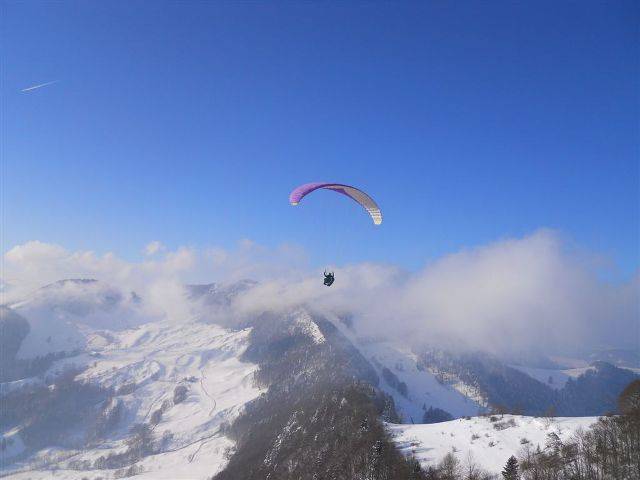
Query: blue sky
[{"left": 3, "top": 1, "right": 638, "bottom": 275}]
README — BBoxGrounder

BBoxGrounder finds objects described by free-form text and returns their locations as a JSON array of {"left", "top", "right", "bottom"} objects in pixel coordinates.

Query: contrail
[{"left": 21, "top": 80, "right": 58, "bottom": 92}]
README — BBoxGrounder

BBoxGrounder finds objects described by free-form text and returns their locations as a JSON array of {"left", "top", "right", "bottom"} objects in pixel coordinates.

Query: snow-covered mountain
[
  {"left": 1, "top": 278, "right": 634, "bottom": 479},
  {"left": 1, "top": 317, "right": 262, "bottom": 479},
  {"left": 7, "top": 279, "right": 150, "bottom": 359}
]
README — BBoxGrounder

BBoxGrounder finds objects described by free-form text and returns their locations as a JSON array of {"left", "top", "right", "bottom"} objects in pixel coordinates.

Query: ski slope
[{"left": 388, "top": 415, "right": 598, "bottom": 474}]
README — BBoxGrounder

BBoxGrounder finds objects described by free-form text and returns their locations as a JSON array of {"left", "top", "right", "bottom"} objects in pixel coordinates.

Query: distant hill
[{"left": 416, "top": 349, "right": 639, "bottom": 416}]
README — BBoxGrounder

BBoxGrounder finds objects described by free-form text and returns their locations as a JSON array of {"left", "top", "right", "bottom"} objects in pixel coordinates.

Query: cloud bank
[{"left": 2, "top": 231, "right": 637, "bottom": 356}]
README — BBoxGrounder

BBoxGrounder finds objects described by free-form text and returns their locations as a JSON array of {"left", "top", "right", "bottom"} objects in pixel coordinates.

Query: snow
[
  {"left": 388, "top": 415, "right": 598, "bottom": 474},
  {"left": 447, "top": 378, "right": 487, "bottom": 408},
  {"left": 327, "top": 316, "right": 482, "bottom": 421},
  {"left": 2, "top": 280, "right": 610, "bottom": 479},
  {"left": 2, "top": 318, "right": 263, "bottom": 479},
  {"left": 367, "top": 342, "right": 482, "bottom": 421},
  {"left": 290, "top": 309, "right": 325, "bottom": 344}
]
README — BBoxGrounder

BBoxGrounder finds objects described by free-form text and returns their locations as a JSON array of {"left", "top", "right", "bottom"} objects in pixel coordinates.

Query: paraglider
[
  {"left": 289, "top": 182, "right": 382, "bottom": 225},
  {"left": 289, "top": 182, "right": 382, "bottom": 286},
  {"left": 323, "top": 271, "right": 335, "bottom": 287}
]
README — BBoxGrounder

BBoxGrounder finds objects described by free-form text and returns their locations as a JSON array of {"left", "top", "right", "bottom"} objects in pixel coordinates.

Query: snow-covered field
[
  {"left": 388, "top": 415, "right": 598, "bottom": 474},
  {"left": 1, "top": 318, "right": 263, "bottom": 480}
]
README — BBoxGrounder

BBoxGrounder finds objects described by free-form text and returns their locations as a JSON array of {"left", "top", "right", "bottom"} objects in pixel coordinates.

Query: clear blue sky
[{"left": 3, "top": 1, "right": 638, "bottom": 274}]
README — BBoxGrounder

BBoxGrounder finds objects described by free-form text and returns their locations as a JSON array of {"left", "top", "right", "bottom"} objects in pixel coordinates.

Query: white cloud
[
  {"left": 392, "top": 230, "right": 637, "bottom": 354},
  {"left": 2, "top": 231, "right": 637, "bottom": 356},
  {"left": 144, "top": 241, "right": 165, "bottom": 256},
  {"left": 223, "top": 230, "right": 638, "bottom": 356}
]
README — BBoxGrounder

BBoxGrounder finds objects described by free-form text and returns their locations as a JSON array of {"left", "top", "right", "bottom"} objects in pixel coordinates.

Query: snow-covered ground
[
  {"left": 1, "top": 318, "right": 263, "bottom": 479},
  {"left": 388, "top": 415, "right": 598, "bottom": 474}
]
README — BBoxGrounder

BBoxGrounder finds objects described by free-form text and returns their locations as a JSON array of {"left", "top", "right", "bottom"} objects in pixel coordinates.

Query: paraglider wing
[{"left": 289, "top": 182, "right": 382, "bottom": 225}]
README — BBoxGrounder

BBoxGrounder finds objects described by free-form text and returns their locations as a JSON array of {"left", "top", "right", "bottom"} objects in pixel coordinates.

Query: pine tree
[{"left": 502, "top": 455, "right": 519, "bottom": 480}]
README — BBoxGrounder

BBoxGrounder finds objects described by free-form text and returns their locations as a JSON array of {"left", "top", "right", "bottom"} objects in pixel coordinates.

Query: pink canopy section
[{"left": 289, "top": 182, "right": 382, "bottom": 225}]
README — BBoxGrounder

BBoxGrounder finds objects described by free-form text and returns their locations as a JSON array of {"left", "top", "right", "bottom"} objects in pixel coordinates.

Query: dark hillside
[
  {"left": 418, "top": 349, "right": 639, "bottom": 416},
  {"left": 558, "top": 361, "right": 639, "bottom": 415},
  {"left": 214, "top": 310, "right": 424, "bottom": 480}
]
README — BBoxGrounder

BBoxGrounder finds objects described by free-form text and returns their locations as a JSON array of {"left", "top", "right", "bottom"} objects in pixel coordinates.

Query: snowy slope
[
  {"left": 388, "top": 415, "right": 598, "bottom": 474},
  {"left": 289, "top": 308, "right": 325, "bottom": 345},
  {"left": 327, "top": 315, "right": 482, "bottom": 421},
  {"left": 1, "top": 318, "right": 263, "bottom": 479},
  {"left": 363, "top": 341, "right": 481, "bottom": 421}
]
